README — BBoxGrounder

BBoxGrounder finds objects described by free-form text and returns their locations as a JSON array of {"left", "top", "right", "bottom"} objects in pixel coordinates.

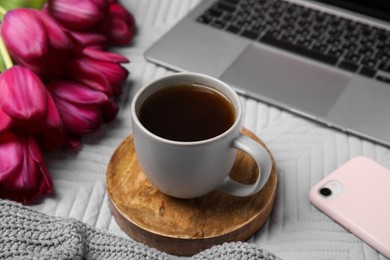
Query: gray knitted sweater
[{"left": 0, "top": 200, "right": 281, "bottom": 260}]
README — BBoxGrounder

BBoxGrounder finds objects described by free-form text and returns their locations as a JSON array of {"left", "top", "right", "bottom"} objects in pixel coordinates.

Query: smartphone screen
[{"left": 309, "top": 156, "right": 390, "bottom": 259}]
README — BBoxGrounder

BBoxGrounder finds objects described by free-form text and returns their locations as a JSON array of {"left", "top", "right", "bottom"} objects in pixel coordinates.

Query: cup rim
[{"left": 131, "top": 72, "right": 242, "bottom": 145}]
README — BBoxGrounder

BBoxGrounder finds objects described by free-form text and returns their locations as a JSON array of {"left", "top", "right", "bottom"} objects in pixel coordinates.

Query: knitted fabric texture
[{"left": 0, "top": 200, "right": 281, "bottom": 260}]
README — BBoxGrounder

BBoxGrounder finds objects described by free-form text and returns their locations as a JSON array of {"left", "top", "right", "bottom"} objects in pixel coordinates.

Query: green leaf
[{"left": 0, "top": 0, "right": 48, "bottom": 11}]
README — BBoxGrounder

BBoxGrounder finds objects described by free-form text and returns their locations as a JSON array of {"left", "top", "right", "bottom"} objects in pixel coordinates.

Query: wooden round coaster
[{"left": 106, "top": 128, "right": 277, "bottom": 256}]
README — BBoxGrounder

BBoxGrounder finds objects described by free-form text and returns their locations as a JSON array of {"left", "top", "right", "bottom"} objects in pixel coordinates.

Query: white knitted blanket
[{"left": 0, "top": 200, "right": 281, "bottom": 260}]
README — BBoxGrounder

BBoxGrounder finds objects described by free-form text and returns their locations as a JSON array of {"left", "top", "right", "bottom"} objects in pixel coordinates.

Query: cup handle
[{"left": 219, "top": 133, "right": 273, "bottom": 197}]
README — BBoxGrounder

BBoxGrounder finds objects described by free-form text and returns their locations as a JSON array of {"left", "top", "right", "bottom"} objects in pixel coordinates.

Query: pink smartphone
[{"left": 309, "top": 156, "right": 390, "bottom": 259}]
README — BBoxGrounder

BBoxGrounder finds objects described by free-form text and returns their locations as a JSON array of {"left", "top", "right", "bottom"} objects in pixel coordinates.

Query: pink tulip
[
  {"left": 0, "top": 131, "right": 53, "bottom": 204},
  {"left": 1, "top": 8, "right": 74, "bottom": 77},
  {"left": 0, "top": 66, "right": 64, "bottom": 150},
  {"left": 93, "top": 1, "right": 135, "bottom": 45},
  {"left": 47, "top": 0, "right": 108, "bottom": 30},
  {"left": 0, "top": 66, "right": 47, "bottom": 120},
  {"left": 48, "top": 80, "right": 112, "bottom": 135},
  {"left": 46, "top": 0, "right": 134, "bottom": 46},
  {"left": 69, "top": 48, "right": 129, "bottom": 96}
]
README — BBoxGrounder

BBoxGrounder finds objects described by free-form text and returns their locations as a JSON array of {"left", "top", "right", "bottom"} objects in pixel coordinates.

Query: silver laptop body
[{"left": 145, "top": 0, "right": 390, "bottom": 146}]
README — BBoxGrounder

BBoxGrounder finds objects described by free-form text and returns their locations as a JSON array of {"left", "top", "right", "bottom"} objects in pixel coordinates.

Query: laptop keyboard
[{"left": 196, "top": 0, "right": 390, "bottom": 84}]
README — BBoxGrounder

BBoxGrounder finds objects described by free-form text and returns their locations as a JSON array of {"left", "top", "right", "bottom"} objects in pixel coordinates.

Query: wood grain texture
[{"left": 106, "top": 128, "right": 277, "bottom": 256}]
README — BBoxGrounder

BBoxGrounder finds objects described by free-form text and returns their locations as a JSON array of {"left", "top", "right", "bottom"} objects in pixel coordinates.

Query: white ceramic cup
[{"left": 131, "top": 73, "right": 272, "bottom": 198}]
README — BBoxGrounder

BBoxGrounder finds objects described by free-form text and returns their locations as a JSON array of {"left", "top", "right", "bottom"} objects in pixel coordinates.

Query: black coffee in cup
[{"left": 139, "top": 83, "right": 235, "bottom": 142}]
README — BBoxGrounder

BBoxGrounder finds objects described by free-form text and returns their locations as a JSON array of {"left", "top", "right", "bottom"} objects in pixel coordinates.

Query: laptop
[{"left": 145, "top": 0, "right": 390, "bottom": 146}]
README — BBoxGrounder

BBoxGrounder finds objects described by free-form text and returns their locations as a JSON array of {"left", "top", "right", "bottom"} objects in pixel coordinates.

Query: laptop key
[
  {"left": 339, "top": 60, "right": 359, "bottom": 72},
  {"left": 359, "top": 67, "right": 377, "bottom": 78},
  {"left": 380, "top": 63, "right": 390, "bottom": 73},
  {"left": 376, "top": 75, "right": 390, "bottom": 84},
  {"left": 344, "top": 52, "right": 362, "bottom": 64},
  {"left": 217, "top": 2, "right": 236, "bottom": 13},
  {"left": 241, "top": 29, "right": 260, "bottom": 39},
  {"left": 210, "top": 20, "right": 226, "bottom": 29},
  {"left": 197, "top": 14, "right": 214, "bottom": 24},
  {"left": 226, "top": 24, "right": 241, "bottom": 33},
  {"left": 209, "top": 8, "right": 224, "bottom": 18}
]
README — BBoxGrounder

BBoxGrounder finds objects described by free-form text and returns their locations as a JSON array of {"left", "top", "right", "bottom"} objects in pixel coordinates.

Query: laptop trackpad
[{"left": 221, "top": 44, "right": 350, "bottom": 117}]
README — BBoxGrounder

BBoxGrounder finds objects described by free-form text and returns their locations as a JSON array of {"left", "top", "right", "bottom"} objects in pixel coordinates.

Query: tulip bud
[
  {"left": 48, "top": 80, "right": 108, "bottom": 135},
  {"left": 0, "top": 65, "right": 47, "bottom": 121},
  {"left": 0, "top": 66, "right": 64, "bottom": 150},
  {"left": 47, "top": 0, "right": 108, "bottom": 30},
  {"left": 69, "top": 51, "right": 129, "bottom": 96},
  {"left": 1, "top": 8, "right": 74, "bottom": 77},
  {"left": 94, "top": 2, "right": 135, "bottom": 45},
  {"left": 48, "top": 78, "right": 119, "bottom": 149},
  {"left": 0, "top": 131, "right": 53, "bottom": 204}
]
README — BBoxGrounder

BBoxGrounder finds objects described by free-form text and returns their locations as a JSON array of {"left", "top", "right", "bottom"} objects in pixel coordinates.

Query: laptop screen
[{"left": 315, "top": 0, "right": 390, "bottom": 22}]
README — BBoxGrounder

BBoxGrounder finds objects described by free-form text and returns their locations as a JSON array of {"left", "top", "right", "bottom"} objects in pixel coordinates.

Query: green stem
[
  {"left": 0, "top": 5, "right": 6, "bottom": 18},
  {"left": 0, "top": 36, "right": 13, "bottom": 69}
]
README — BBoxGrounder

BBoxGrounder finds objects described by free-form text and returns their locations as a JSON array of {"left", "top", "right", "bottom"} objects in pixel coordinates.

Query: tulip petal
[
  {"left": 38, "top": 11, "right": 74, "bottom": 51},
  {"left": 35, "top": 94, "right": 65, "bottom": 151},
  {"left": 49, "top": 80, "right": 108, "bottom": 105},
  {"left": 83, "top": 48, "right": 129, "bottom": 63},
  {"left": 68, "top": 31, "right": 107, "bottom": 47},
  {"left": 0, "top": 108, "right": 13, "bottom": 133},
  {"left": 55, "top": 98, "right": 102, "bottom": 134},
  {"left": 69, "top": 58, "right": 112, "bottom": 94},
  {"left": 44, "top": 94, "right": 64, "bottom": 131},
  {"left": 36, "top": 11, "right": 74, "bottom": 76},
  {"left": 91, "top": 60, "right": 129, "bottom": 88},
  {"left": 0, "top": 66, "right": 47, "bottom": 121},
  {"left": 0, "top": 132, "right": 23, "bottom": 187},
  {"left": 27, "top": 136, "right": 52, "bottom": 194},
  {"left": 21, "top": 141, "right": 39, "bottom": 190}
]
